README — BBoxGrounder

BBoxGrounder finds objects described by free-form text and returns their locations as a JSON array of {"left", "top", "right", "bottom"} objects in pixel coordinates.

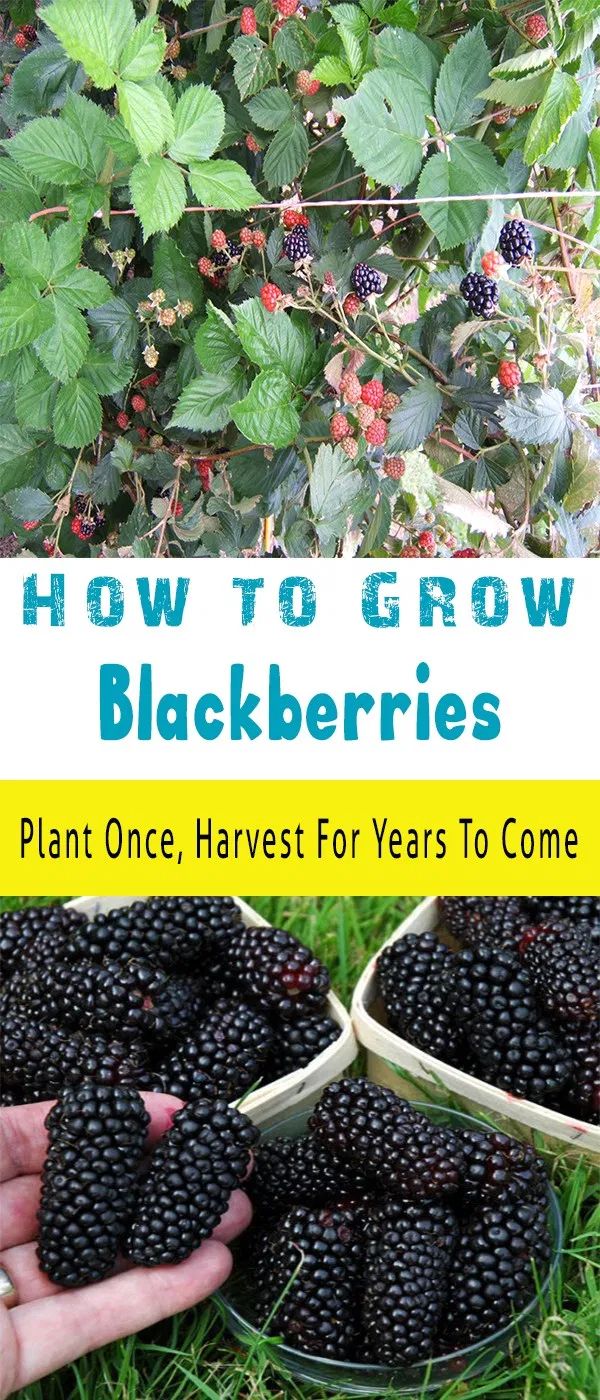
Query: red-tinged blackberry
[
  {"left": 7, "top": 958, "right": 204, "bottom": 1046},
  {"left": 1, "top": 1012, "right": 150, "bottom": 1096},
  {"left": 460, "top": 272, "right": 499, "bottom": 318},
  {"left": 157, "top": 999, "right": 273, "bottom": 1100},
  {"left": 255, "top": 1205, "right": 363, "bottom": 1359},
  {"left": 125, "top": 1097, "right": 258, "bottom": 1265},
  {"left": 37, "top": 1085, "right": 149, "bottom": 1287},
  {"left": 218, "top": 925, "right": 330, "bottom": 1019},
  {"left": 443, "top": 1197, "right": 551, "bottom": 1345},
  {"left": 351, "top": 263, "right": 382, "bottom": 301},
  {"left": 561, "top": 1021, "right": 599, "bottom": 1124},
  {"left": 249, "top": 1136, "right": 359, "bottom": 1222},
  {"left": 498, "top": 219, "right": 534, "bottom": 266},
  {"left": 525, "top": 897, "right": 600, "bottom": 928},
  {"left": 87, "top": 896, "right": 240, "bottom": 970},
  {"left": 363, "top": 1199, "right": 457, "bottom": 1364},
  {"left": 458, "top": 1127, "right": 547, "bottom": 1209},
  {"left": 440, "top": 897, "right": 530, "bottom": 951},
  {"left": 376, "top": 932, "right": 465, "bottom": 1063},
  {"left": 309, "top": 1078, "right": 463, "bottom": 1197},
  {"left": 450, "top": 947, "right": 573, "bottom": 1102},
  {"left": 520, "top": 921, "right": 599, "bottom": 1022},
  {"left": 282, "top": 228, "right": 310, "bottom": 263},
  {"left": 0, "top": 903, "right": 87, "bottom": 980},
  {"left": 270, "top": 1011, "right": 340, "bottom": 1076}
]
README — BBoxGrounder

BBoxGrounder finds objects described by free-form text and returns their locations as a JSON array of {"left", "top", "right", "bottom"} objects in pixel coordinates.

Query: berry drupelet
[
  {"left": 255, "top": 1205, "right": 363, "bottom": 1359},
  {"left": 363, "top": 1199, "right": 458, "bottom": 1364},
  {"left": 217, "top": 924, "right": 330, "bottom": 1018},
  {"left": 157, "top": 998, "right": 273, "bottom": 1100},
  {"left": 125, "top": 1097, "right": 258, "bottom": 1265},
  {"left": 460, "top": 273, "right": 499, "bottom": 318},
  {"left": 351, "top": 263, "right": 383, "bottom": 301},
  {"left": 520, "top": 920, "right": 599, "bottom": 1022},
  {"left": 376, "top": 931, "right": 465, "bottom": 1064},
  {"left": 37, "top": 1085, "right": 149, "bottom": 1287},
  {"left": 498, "top": 219, "right": 534, "bottom": 266}
]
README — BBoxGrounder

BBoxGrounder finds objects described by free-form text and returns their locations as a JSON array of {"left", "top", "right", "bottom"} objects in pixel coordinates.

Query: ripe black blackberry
[
  {"left": 363, "top": 1199, "right": 457, "bottom": 1364},
  {"left": 249, "top": 1135, "right": 358, "bottom": 1222},
  {"left": 7, "top": 957, "right": 204, "bottom": 1045},
  {"left": 458, "top": 1127, "right": 547, "bottom": 1208},
  {"left": 376, "top": 932, "right": 464, "bottom": 1063},
  {"left": 498, "top": 219, "right": 534, "bottom": 265},
  {"left": 0, "top": 902, "right": 86, "bottom": 980},
  {"left": 270, "top": 1010, "right": 339, "bottom": 1076},
  {"left": 219, "top": 925, "right": 330, "bottom": 1018},
  {"left": 282, "top": 227, "right": 310, "bottom": 262},
  {"left": 351, "top": 262, "right": 383, "bottom": 300},
  {"left": 157, "top": 999, "right": 273, "bottom": 1100},
  {"left": 309, "top": 1078, "right": 463, "bottom": 1197},
  {"left": 443, "top": 1197, "right": 551, "bottom": 1345},
  {"left": 561, "top": 1021, "right": 599, "bottom": 1124},
  {"left": 85, "top": 896, "right": 240, "bottom": 970},
  {"left": 460, "top": 272, "right": 499, "bottom": 318},
  {"left": 525, "top": 896, "right": 600, "bottom": 928},
  {"left": 125, "top": 1096, "right": 258, "bottom": 1265},
  {"left": 1, "top": 1011, "right": 149, "bottom": 1096},
  {"left": 440, "top": 897, "right": 529, "bottom": 951},
  {"left": 449, "top": 946, "right": 573, "bottom": 1102},
  {"left": 255, "top": 1205, "right": 362, "bottom": 1359},
  {"left": 37, "top": 1085, "right": 149, "bottom": 1286},
  {"left": 227, "top": 239, "right": 242, "bottom": 259},
  {"left": 520, "top": 921, "right": 599, "bottom": 1022}
]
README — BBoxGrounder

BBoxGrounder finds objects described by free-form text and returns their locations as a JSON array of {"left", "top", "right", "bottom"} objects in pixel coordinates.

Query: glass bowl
[{"left": 216, "top": 1102, "right": 563, "bottom": 1395}]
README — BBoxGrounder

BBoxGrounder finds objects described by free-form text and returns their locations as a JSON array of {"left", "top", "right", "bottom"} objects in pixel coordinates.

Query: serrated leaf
[
  {"left": 418, "top": 139, "right": 505, "bottom": 249},
  {"left": 312, "top": 55, "right": 353, "bottom": 86},
  {"left": 489, "top": 46, "right": 555, "bottom": 79},
  {"left": 61, "top": 92, "right": 111, "bottom": 176},
  {"left": 7, "top": 116, "right": 90, "bottom": 185},
  {"left": 81, "top": 347, "right": 133, "bottom": 394},
  {"left": 273, "top": 19, "right": 313, "bottom": 70},
  {"left": 170, "top": 367, "right": 246, "bottom": 430},
  {"left": 34, "top": 294, "right": 90, "bottom": 382},
  {"left": 233, "top": 299, "right": 308, "bottom": 382},
  {"left": 154, "top": 236, "right": 202, "bottom": 310},
  {"left": 589, "top": 129, "right": 600, "bottom": 240},
  {"left": 53, "top": 378, "right": 102, "bottom": 448},
  {"left": 332, "top": 5, "right": 369, "bottom": 37},
  {"left": 388, "top": 378, "right": 442, "bottom": 451},
  {"left": 48, "top": 222, "right": 84, "bottom": 280},
  {"left": 335, "top": 70, "right": 427, "bottom": 188},
  {"left": 130, "top": 156, "right": 187, "bottom": 239},
  {"left": 4, "top": 486, "right": 53, "bottom": 521},
  {"left": 480, "top": 72, "right": 551, "bottom": 106},
  {"left": 564, "top": 429, "right": 600, "bottom": 512},
  {"left": 263, "top": 119, "right": 309, "bottom": 189},
  {"left": 88, "top": 298, "right": 139, "bottom": 362},
  {"left": 497, "top": 387, "right": 569, "bottom": 446},
  {"left": 15, "top": 370, "right": 57, "bottom": 431},
  {"left": 434, "top": 24, "right": 489, "bottom": 133},
  {"left": 119, "top": 16, "right": 166, "bottom": 81},
  {"left": 206, "top": 0, "right": 226, "bottom": 53},
  {"left": 338, "top": 25, "right": 362, "bottom": 77},
  {"left": 0, "top": 284, "right": 53, "bottom": 358},
  {"left": 168, "top": 85, "right": 225, "bottom": 163},
  {"left": 117, "top": 78, "right": 174, "bottom": 158},
  {"left": 560, "top": 14, "right": 600, "bottom": 62},
  {"left": 0, "top": 221, "right": 51, "bottom": 289},
  {"left": 232, "top": 368, "right": 300, "bottom": 448},
  {"left": 229, "top": 35, "right": 277, "bottom": 99},
  {"left": 0, "top": 425, "right": 40, "bottom": 492},
  {"left": 523, "top": 68, "right": 581, "bottom": 164},
  {"left": 310, "top": 443, "right": 362, "bottom": 531},
  {"left": 247, "top": 87, "right": 293, "bottom": 130},
  {"left": 187, "top": 159, "right": 263, "bottom": 210},
  {"left": 56, "top": 268, "right": 112, "bottom": 312},
  {"left": 377, "top": 0, "right": 419, "bottom": 29},
  {"left": 373, "top": 28, "right": 438, "bottom": 102},
  {"left": 9, "top": 45, "right": 81, "bottom": 119},
  {"left": 44, "top": 0, "right": 135, "bottom": 89},
  {"left": 195, "top": 303, "right": 240, "bottom": 373}
]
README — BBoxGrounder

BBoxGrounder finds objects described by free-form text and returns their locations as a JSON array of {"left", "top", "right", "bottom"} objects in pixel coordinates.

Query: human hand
[{"left": 0, "top": 1094, "right": 252, "bottom": 1399}]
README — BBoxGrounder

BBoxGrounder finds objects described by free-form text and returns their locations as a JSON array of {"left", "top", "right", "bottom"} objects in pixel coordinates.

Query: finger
[
  {"left": 0, "top": 1094, "right": 184, "bottom": 1184},
  {"left": 0, "top": 1243, "right": 61, "bottom": 1305},
  {"left": 0, "top": 1175, "right": 41, "bottom": 1249},
  {"left": 211, "top": 1189, "right": 252, "bottom": 1244},
  {"left": 12, "top": 1238, "right": 233, "bottom": 1390}
]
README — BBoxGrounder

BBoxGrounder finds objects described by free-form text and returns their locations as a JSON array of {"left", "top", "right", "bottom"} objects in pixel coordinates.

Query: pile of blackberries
[
  {"left": 0, "top": 898, "right": 340, "bottom": 1106},
  {"left": 240, "top": 1077, "right": 553, "bottom": 1364},
  {"left": 375, "top": 897, "right": 599, "bottom": 1122}
]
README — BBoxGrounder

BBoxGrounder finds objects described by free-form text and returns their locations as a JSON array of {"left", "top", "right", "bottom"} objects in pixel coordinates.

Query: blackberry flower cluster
[
  {"left": 242, "top": 1078, "right": 552, "bottom": 1363},
  {"left": 1, "top": 899, "right": 339, "bottom": 1106},
  {"left": 375, "top": 897, "right": 599, "bottom": 1122}
]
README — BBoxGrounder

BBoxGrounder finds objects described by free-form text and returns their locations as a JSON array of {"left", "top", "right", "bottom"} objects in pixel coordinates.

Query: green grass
[{"left": 3, "top": 895, "right": 599, "bottom": 1400}]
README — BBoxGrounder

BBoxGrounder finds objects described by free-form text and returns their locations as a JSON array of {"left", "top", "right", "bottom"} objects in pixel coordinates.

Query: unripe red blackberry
[
  {"left": 453, "top": 547, "right": 480, "bottom": 557},
  {"left": 245, "top": 132, "right": 261, "bottom": 153},
  {"left": 365, "top": 417, "right": 387, "bottom": 446},
  {"left": 481, "top": 250, "right": 503, "bottom": 278},
  {"left": 198, "top": 256, "right": 213, "bottom": 276},
  {"left": 400, "top": 544, "right": 421, "bottom": 557},
  {"left": 418, "top": 529, "right": 436, "bottom": 555},
  {"left": 252, "top": 228, "right": 266, "bottom": 249},
  {"left": 240, "top": 5, "right": 257, "bottom": 32},
  {"left": 383, "top": 456, "right": 405, "bottom": 479},
  {"left": 116, "top": 410, "right": 130, "bottom": 430},
  {"left": 339, "top": 370, "right": 362, "bottom": 405},
  {"left": 341, "top": 434, "right": 358, "bottom": 458},
  {"left": 342, "top": 293, "right": 361, "bottom": 317},
  {"left": 356, "top": 403, "right": 375, "bottom": 430},
  {"left": 381, "top": 391, "right": 400, "bottom": 417},
  {"left": 14, "top": 30, "right": 28, "bottom": 48},
  {"left": 498, "top": 360, "right": 522, "bottom": 390},
  {"left": 282, "top": 208, "right": 310, "bottom": 229},
  {"left": 297, "top": 70, "right": 319, "bottom": 95},
  {"left": 361, "top": 379, "right": 384, "bottom": 409},
  {"left": 274, "top": 0, "right": 298, "bottom": 15},
  {"left": 260, "top": 282, "right": 280, "bottom": 311},
  {"left": 330, "top": 411, "right": 349, "bottom": 442},
  {"left": 523, "top": 12, "right": 549, "bottom": 40},
  {"left": 239, "top": 225, "right": 253, "bottom": 245},
  {"left": 131, "top": 393, "right": 147, "bottom": 412}
]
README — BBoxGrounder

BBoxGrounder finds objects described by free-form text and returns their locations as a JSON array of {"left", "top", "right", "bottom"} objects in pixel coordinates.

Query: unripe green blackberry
[
  {"left": 37, "top": 1085, "right": 149, "bottom": 1286},
  {"left": 125, "top": 1097, "right": 258, "bottom": 1265}
]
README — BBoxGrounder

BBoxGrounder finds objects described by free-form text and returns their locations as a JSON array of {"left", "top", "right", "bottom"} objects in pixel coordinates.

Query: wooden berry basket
[
  {"left": 66, "top": 895, "right": 357, "bottom": 1128},
  {"left": 351, "top": 896, "right": 600, "bottom": 1159}
]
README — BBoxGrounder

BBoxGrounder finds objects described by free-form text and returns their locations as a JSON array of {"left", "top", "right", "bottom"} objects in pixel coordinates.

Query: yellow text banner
[{"left": 0, "top": 780, "right": 597, "bottom": 896}]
